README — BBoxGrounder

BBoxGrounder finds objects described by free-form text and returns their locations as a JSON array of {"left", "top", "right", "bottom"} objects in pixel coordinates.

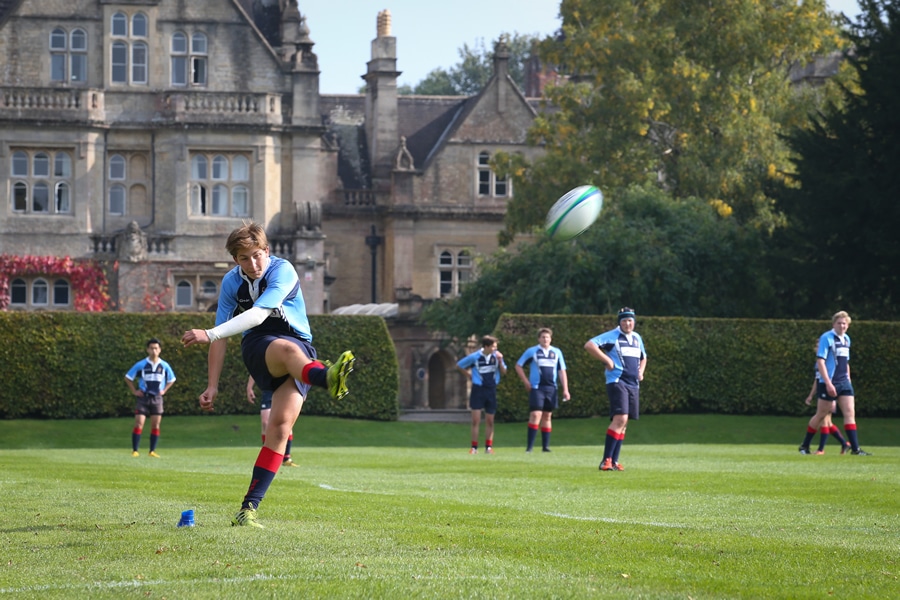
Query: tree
[
  {"left": 498, "top": 0, "right": 848, "bottom": 243},
  {"left": 405, "top": 33, "right": 539, "bottom": 96},
  {"left": 423, "top": 185, "right": 774, "bottom": 340},
  {"left": 772, "top": 0, "right": 900, "bottom": 320}
]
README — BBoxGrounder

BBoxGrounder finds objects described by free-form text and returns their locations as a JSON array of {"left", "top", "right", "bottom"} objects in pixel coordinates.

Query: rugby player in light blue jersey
[
  {"left": 182, "top": 222, "right": 355, "bottom": 528},
  {"left": 798, "top": 311, "right": 870, "bottom": 456},
  {"left": 584, "top": 308, "right": 647, "bottom": 472},
  {"left": 457, "top": 335, "right": 507, "bottom": 454},
  {"left": 124, "top": 337, "right": 176, "bottom": 458},
  {"left": 515, "top": 328, "right": 569, "bottom": 453}
]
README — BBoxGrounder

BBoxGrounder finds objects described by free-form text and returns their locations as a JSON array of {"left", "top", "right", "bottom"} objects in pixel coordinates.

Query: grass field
[{"left": 1, "top": 415, "right": 897, "bottom": 599}]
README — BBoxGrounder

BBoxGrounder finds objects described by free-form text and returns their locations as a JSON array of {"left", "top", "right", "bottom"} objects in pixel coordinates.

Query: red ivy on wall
[{"left": 0, "top": 255, "right": 110, "bottom": 311}]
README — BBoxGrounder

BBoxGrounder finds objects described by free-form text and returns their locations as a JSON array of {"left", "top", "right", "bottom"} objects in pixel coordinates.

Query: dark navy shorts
[
  {"left": 258, "top": 390, "right": 273, "bottom": 410},
  {"left": 469, "top": 385, "right": 498, "bottom": 414},
  {"left": 528, "top": 386, "right": 558, "bottom": 412},
  {"left": 135, "top": 393, "right": 164, "bottom": 416},
  {"left": 607, "top": 382, "right": 640, "bottom": 420},
  {"left": 817, "top": 381, "right": 854, "bottom": 401},
  {"left": 241, "top": 331, "right": 315, "bottom": 397}
]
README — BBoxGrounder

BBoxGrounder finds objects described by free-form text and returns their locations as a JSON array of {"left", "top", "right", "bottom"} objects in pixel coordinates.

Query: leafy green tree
[
  {"left": 772, "top": 0, "right": 900, "bottom": 320},
  {"left": 498, "top": 0, "right": 848, "bottom": 243},
  {"left": 405, "top": 33, "right": 539, "bottom": 95},
  {"left": 424, "top": 185, "right": 774, "bottom": 340}
]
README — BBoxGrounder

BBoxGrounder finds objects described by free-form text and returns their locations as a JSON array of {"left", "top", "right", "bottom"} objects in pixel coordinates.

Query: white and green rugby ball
[{"left": 545, "top": 185, "right": 603, "bottom": 241}]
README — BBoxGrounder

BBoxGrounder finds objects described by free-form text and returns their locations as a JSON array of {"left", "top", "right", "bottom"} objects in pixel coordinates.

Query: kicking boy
[{"left": 182, "top": 222, "right": 355, "bottom": 527}]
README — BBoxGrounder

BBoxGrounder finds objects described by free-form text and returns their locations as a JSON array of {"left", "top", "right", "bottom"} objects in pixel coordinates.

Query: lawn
[{"left": 1, "top": 415, "right": 897, "bottom": 599}]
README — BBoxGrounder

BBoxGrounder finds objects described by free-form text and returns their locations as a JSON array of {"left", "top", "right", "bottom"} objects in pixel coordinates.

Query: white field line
[{"left": 544, "top": 511, "right": 687, "bottom": 528}]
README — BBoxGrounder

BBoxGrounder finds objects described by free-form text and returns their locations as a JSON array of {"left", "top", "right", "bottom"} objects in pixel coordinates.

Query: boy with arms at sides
[
  {"left": 125, "top": 337, "right": 176, "bottom": 458},
  {"left": 584, "top": 308, "right": 647, "bottom": 472},
  {"left": 457, "top": 335, "right": 507, "bottom": 454},
  {"left": 182, "top": 222, "right": 355, "bottom": 527},
  {"left": 798, "top": 310, "right": 870, "bottom": 456},
  {"left": 515, "top": 328, "right": 569, "bottom": 453}
]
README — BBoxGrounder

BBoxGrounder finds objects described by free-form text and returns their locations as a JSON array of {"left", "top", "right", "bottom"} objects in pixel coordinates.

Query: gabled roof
[{"left": 320, "top": 93, "right": 472, "bottom": 189}]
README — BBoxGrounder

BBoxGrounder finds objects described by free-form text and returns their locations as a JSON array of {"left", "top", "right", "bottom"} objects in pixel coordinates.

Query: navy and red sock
[{"left": 241, "top": 446, "right": 284, "bottom": 510}]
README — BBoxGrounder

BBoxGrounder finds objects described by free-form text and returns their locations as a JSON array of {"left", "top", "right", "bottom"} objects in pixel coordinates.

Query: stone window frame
[
  {"left": 174, "top": 275, "right": 219, "bottom": 310},
  {"left": 49, "top": 27, "right": 88, "bottom": 84},
  {"left": 10, "top": 149, "right": 73, "bottom": 215},
  {"left": 476, "top": 151, "right": 510, "bottom": 198},
  {"left": 437, "top": 246, "right": 474, "bottom": 298},
  {"left": 110, "top": 11, "right": 149, "bottom": 86},
  {"left": 170, "top": 31, "right": 208, "bottom": 87},
  {"left": 189, "top": 152, "right": 251, "bottom": 218},
  {"left": 9, "top": 277, "right": 71, "bottom": 309}
]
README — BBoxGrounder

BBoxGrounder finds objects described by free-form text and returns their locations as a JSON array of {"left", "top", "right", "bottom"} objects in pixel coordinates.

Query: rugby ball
[{"left": 545, "top": 185, "right": 603, "bottom": 241}]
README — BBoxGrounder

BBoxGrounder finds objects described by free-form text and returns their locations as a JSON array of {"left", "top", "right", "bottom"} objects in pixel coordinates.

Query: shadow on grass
[{"left": 0, "top": 414, "right": 897, "bottom": 450}]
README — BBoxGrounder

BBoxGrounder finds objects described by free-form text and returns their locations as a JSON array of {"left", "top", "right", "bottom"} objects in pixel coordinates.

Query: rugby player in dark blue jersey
[
  {"left": 585, "top": 308, "right": 647, "bottom": 472},
  {"left": 798, "top": 311, "right": 870, "bottom": 456},
  {"left": 125, "top": 337, "right": 176, "bottom": 458},
  {"left": 515, "top": 328, "right": 570, "bottom": 453},
  {"left": 457, "top": 335, "right": 507, "bottom": 454},
  {"left": 182, "top": 222, "right": 355, "bottom": 527}
]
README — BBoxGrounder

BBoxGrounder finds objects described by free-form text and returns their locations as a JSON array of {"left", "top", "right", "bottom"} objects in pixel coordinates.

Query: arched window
[
  {"left": 212, "top": 155, "right": 228, "bottom": 180},
  {"left": 201, "top": 280, "right": 218, "bottom": 295},
  {"left": 111, "top": 12, "right": 127, "bottom": 37},
  {"left": 191, "top": 33, "right": 208, "bottom": 85},
  {"left": 55, "top": 182, "right": 71, "bottom": 213},
  {"left": 109, "top": 154, "right": 126, "bottom": 180},
  {"left": 10, "top": 279, "right": 27, "bottom": 305},
  {"left": 54, "top": 152, "right": 71, "bottom": 177},
  {"left": 12, "top": 151, "right": 28, "bottom": 176},
  {"left": 232, "top": 186, "right": 249, "bottom": 216},
  {"left": 132, "top": 13, "right": 147, "bottom": 37},
  {"left": 33, "top": 152, "right": 50, "bottom": 177},
  {"left": 53, "top": 280, "right": 70, "bottom": 306},
  {"left": 32, "top": 279, "right": 49, "bottom": 305},
  {"left": 132, "top": 42, "right": 148, "bottom": 84},
  {"left": 232, "top": 155, "right": 249, "bottom": 181},
  {"left": 32, "top": 183, "right": 50, "bottom": 213},
  {"left": 111, "top": 41, "right": 128, "bottom": 83},
  {"left": 70, "top": 29, "right": 87, "bottom": 82},
  {"left": 175, "top": 280, "right": 193, "bottom": 308},
  {"left": 13, "top": 182, "right": 27, "bottom": 212},
  {"left": 171, "top": 32, "right": 187, "bottom": 86}
]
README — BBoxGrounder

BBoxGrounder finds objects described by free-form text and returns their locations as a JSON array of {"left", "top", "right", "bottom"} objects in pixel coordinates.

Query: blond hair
[{"left": 832, "top": 310, "right": 851, "bottom": 325}]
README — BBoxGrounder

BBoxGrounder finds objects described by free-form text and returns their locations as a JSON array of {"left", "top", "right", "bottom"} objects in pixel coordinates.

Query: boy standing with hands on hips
[{"left": 584, "top": 307, "right": 647, "bottom": 472}]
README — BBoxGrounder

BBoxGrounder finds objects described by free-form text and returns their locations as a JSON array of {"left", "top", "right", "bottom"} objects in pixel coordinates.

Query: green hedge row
[
  {"left": 493, "top": 314, "right": 899, "bottom": 421},
  {"left": 0, "top": 312, "right": 399, "bottom": 421}
]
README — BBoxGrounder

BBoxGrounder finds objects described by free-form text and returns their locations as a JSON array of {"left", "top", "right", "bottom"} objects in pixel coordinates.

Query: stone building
[{"left": 0, "top": 1, "right": 543, "bottom": 411}]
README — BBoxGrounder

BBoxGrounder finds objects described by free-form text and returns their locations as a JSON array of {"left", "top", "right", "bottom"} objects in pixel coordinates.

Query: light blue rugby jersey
[
  {"left": 125, "top": 358, "right": 176, "bottom": 395},
  {"left": 457, "top": 350, "right": 505, "bottom": 387},
  {"left": 215, "top": 255, "right": 312, "bottom": 341},
  {"left": 516, "top": 345, "right": 566, "bottom": 388},
  {"left": 589, "top": 328, "right": 646, "bottom": 386},
  {"left": 816, "top": 330, "right": 850, "bottom": 384}
]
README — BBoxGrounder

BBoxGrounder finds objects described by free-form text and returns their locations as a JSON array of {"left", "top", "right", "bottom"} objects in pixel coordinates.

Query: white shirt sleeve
[{"left": 205, "top": 306, "right": 274, "bottom": 341}]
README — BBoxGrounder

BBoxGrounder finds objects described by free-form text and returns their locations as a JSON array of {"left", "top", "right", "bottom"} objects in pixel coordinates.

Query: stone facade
[{"left": 0, "top": 0, "right": 542, "bottom": 410}]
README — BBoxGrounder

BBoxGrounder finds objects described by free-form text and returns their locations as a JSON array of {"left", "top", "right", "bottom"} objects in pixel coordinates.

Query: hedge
[
  {"left": 493, "top": 314, "right": 899, "bottom": 421},
  {"left": 0, "top": 312, "right": 399, "bottom": 421}
]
